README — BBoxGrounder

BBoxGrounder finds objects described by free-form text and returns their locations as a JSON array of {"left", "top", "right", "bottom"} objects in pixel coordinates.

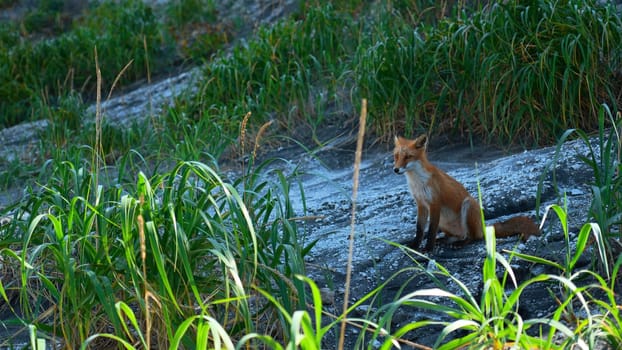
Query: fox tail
[{"left": 488, "top": 216, "right": 540, "bottom": 241}]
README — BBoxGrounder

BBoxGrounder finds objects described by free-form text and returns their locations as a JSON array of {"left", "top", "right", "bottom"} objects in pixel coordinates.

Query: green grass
[
  {"left": 345, "top": 204, "right": 619, "bottom": 349},
  {"left": 576, "top": 106, "right": 622, "bottom": 268},
  {"left": 0, "top": 0, "right": 223, "bottom": 128},
  {"left": 2, "top": 0, "right": 621, "bottom": 140},
  {"left": 182, "top": 3, "right": 354, "bottom": 142},
  {"left": 0, "top": 0, "right": 166, "bottom": 127},
  {"left": 163, "top": 0, "right": 622, "bottom": 145},
  {"left": 0, "top": 150, "right": 310, "bottom": 347},
  {"left": 3, "top": 0, "right": 621, "bottom": 139},
  {"left": 356, "top": 0, "right": 622, "bottom": 143},
  {"left": 536, "top": 103, "right": 621, "bottom": 275}
]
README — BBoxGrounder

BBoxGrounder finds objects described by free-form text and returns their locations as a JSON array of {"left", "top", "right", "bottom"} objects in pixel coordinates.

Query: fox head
[{"left": 393, "top": 135, "right": 428, "bottom": 174}]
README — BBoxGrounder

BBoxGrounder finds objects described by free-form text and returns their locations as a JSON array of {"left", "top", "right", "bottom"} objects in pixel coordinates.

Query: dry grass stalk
[
  {"left": 338, "top": 99, "right": 367, "bottom": 349},
  {"left": 252, "top": 120, "right": 274, "bottom": 160},
  {"left": 240, "top": 111, "right": 252, "bottom": 157},
  {"left": 105, "top": 59, "right": 134, "bottom": 101},
  {"left": 136, "top": 211, "right": 150, "bottom": 347}
]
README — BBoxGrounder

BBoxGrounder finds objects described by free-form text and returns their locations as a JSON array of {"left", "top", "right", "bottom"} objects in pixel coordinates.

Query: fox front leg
[
  {"left": 410, "top": 204, "right": 428, "bottom": 250},
  {"left": 424, "top": 204, "right": 441, "bottom": 252}
]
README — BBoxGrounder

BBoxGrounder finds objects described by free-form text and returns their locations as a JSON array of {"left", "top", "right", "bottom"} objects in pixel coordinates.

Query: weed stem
[{"left": 339, "top": 99, "right": 367, "bottom": 349}]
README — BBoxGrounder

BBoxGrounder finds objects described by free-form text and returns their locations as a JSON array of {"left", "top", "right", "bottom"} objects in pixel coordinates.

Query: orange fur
[{"left": 393, "top": 135, "right": 539, "bottom": 251}]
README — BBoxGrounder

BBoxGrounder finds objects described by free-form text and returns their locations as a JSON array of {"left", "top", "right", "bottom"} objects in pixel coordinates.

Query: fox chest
[{"left": 404, "top": 161, "right": 434, "bottom": 204}]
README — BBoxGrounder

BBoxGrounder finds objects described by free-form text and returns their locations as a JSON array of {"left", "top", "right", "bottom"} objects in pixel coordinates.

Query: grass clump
[
  {"left": 577, "top": 106, "right": 622, "bottom": 266},
  {"left": 187, "top": 3, "right": 354, "bottom": 139},
  {"left": 356, "top": 0, "right": 622, "bottom": 143},
  {"left": 541, "top": 104, "right": 622, "bottom": 275},
  {"left": 20, "top": 0, "right": 78, "bottom": 36},
  {"left": 0, "top": 0, "right": 170, "bottom": 128},
  {"left": 0, "top": 150, "right": 310, "bottom": 347},
  {"left": 0, "top": 0, "right": 227, "bottom": 129},
  {"left": 354, "top": 204, "right": 619, "bottom": 349},
  {"left": 166, "top": 0, "right": 216, "bottom": 26},
  {"left": 164, "top": 0, "right": 227, "bottom": 63}
]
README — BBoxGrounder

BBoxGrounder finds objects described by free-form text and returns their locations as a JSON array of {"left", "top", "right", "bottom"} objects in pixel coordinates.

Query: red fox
[{"left": 393, "top": 135, "right": 540, "bottom": 252}]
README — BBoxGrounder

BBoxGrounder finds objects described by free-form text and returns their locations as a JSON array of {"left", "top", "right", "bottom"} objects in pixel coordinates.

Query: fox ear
[
  {"left": 414, "top": 135, "right": 428, "bottom": 149},
  {"left": 394, "top": 135, "right": 400, "bottom": 145}
]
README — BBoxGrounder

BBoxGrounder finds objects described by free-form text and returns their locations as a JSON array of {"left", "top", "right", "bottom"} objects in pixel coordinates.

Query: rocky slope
[{"left": 287, "top": 131, "right": 599, "bottom": 347}]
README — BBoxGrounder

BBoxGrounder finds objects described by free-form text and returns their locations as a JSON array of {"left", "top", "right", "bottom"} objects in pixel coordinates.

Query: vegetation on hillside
[
  {"left": 0, "top": 0, "right": 621, "bottom": 348},
  {"left": 0, "top": 0, "right": 222, "bottom": 128}
]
